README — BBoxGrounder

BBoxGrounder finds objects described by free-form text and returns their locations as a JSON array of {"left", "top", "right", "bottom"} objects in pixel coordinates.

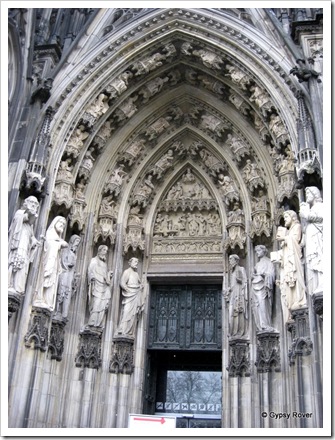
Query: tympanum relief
[{"left": 151, "top": 169, "right": 223, "bottom": 261}]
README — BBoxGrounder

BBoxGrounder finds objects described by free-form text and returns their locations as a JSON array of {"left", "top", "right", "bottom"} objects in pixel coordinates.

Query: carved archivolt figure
[
  {"left": 57, "top": 158, "right": 74, "bottom": 182},
  {"left": 86, "top": 245, "right": 113, "bottom": 329},
  {"left": 54, "top": 235, "right": 81, "bottom": 320},
  {"left": 99, "top": 195, "right": 118, "bottom": 217},
  {"left": 150, "top": 149, "right": 174, "bottom": 179},
  {"left": 84, "top": 93, "right": 109, "bottom": 119},
  {"left": 66, "top": 125, "right": 89, "bottom": 157},
  {"left": 8, "top": 196, "right": 41, "bottom": 296},
  {"left": 251, "top": 245, "right": 276, "bottom": 332},
  {"left": 225, "top": 64, "right": 251, "bottom": 90},
  {"left": 273, "top": 210, "right": 307, "bottom": 323},
  {"left": 131, "top": 52, "right": 165, "bottom": 76},
  {"left": 192, "top": 49, "right": 223, "bottom": 70},
  {"left": 300, "top": 187, "right": 323, "bottom": 296},
  {"left": 33, "top": 216, "right": 68, "bottom": 311},
  {"left": 218, "top": 174, "right": 239, "bottom": 204},
  {"left": 225, "top": 254, "right": 248, "bottom": 338},
  {"left": 106, "top": 71, "right": 133, "bottom": 99},
  {"left": 116, "top": 257, "right": 144, "bottom": 337}
]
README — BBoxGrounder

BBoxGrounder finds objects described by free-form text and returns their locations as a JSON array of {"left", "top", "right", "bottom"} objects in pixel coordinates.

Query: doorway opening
[{"left": 144, "top": 284, "right": 223, "bottom": 428}]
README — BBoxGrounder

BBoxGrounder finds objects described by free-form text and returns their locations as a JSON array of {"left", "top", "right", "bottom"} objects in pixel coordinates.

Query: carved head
[
  {"left": 283, "top": 210, "right": 298, "bottom": 228},
  {"left": 129, "top": 257, "right": 139, "bottom": 270},
  {"left": 23, "top": 196, "right": 40, "bottom": 217},
  {"left": 255, "top": 245, "right": 267, "bottom": 257},
  {"left": 97, "top": 245, "right": 108, "bottom": 260},
  {"left": 228, "top": 254, "right": 239, "bottom": 268}
]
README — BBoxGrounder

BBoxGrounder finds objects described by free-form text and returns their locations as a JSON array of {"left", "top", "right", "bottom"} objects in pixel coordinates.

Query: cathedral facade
[{"left": 7, "top": 7, "right": 327, "bottom": 431}]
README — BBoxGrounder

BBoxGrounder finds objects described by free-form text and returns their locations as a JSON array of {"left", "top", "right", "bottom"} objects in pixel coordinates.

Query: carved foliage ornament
[
  {"left": 227, "top": 339, "right": 251, "bottom": 377},
  {"left": 75, "top": 330, "right": 102, "bottom": 369}
]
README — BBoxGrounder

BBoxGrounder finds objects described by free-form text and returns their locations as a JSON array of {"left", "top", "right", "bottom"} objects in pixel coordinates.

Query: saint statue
[
  {"left": 300, "top": 187, "right": 323, "bottom": 296},
  {"left": 225, "top": 254, "right": 248, "bottom": 338},
  {"left": 274, "top": 210, "right": 307, "bottom": 323},
  {"left": 54, "top": 234, "right": 81, "bottom": 320},
  {"left": 251, "top": 245, "right": 276, "bottom": 332},
  {"left": 116, "top": 257, "right": 144, "bottom": 337},
  {"left": 8, "top": 196, "right": 41, "bottom": 297},
  {"left": 33, "top": 216, "right": 68, "bottom": 311},
  {"left": 86, "top": 245, "right": 113, "bottom": 329}
]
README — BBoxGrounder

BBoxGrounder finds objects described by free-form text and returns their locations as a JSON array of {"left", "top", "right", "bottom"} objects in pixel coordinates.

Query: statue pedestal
[
  {"left": 227, "top": 338, "right": 250, "bottom": 377},
  {"left": 75, "top": 328, "right": 102, "bottom": 369},
  {"left": 255, "top": 331, "right": 281, "bottom": 373},
  {"left": 110, "top": 335, "right": 135, "bottom": 374},
  {"left": 24, "top": 307, "right": 52, "bottom": 352}
]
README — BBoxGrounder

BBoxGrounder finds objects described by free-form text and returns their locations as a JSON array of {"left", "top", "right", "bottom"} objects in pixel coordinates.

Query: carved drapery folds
[
  {"left": 110, "top": 336, "right": 134, "bottom": 375},
  {"left": 152, "top": 168, "right": 223, "bottom": 261},
  {"left": 75, "top": 329, "right": 102, "bottom": 369},
  {"left": 227, "top": 339, "right": 251, "bottom": 377},
  {"left": 255, "top": 332, "right": 281, "bottom": 373}
]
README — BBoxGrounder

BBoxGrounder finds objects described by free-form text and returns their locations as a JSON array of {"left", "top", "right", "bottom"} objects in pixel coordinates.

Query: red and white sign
[{"left": 128, "top": 414, "right": 176, "bottom": 429}]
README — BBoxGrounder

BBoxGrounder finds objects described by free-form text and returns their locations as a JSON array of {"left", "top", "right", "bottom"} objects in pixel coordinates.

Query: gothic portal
[{"left": 7, "top": 7, "right": 327, "bottom": 431}]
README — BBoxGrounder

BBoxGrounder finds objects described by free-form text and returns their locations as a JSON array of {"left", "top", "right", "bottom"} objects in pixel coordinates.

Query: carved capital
[
  {"left": 24, "top": 307, "right": 52, "bottom": 351},
  {"left": 75, "top": 329, "right": 102, "bottom": 369},
  {"left": 255, "top": 332, "right": 281, "bottom": 373},
  {"left": 227, "top": 339, "right": 251, "bottom": 377},
  {"left": 110, "top": 336, "right": 134, "bottom": 375}
]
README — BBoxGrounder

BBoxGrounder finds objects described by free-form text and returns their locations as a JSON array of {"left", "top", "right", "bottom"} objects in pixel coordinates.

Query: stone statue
[
  {"left": 300, "top": 187, "right": 323, "bottom": 295},
  {"left": 225, "top": 64, "right": 251, "bottom": 90},
  {"left": 54, "top": 234, "right": 81, "bottom": 319},
  {"left": 251, "top": 245, "right": 276, "bottom": 332},
  {"left": 8, "top": 196, "right": 41, "bottom": 297},
  {"left": 192, "top": 49, "right": 223, "bottom": 70},
  {"left": 225, "top": 254, "right": 248, "bottom": 338},
  {"left": 150, "top": 149, "right": 174, "bottom": 179},
  {"left": 116, "top": 257, "right": 144, "bottom": 337},
  {"left": 86, "top": 245, "right": 113, "bottom": 329},
  {"left": 274, "top": 210, "right": 307, "bottom": 323},
  {"left": 66, "top": 125, "right": 89, "bottom": 158},
  {"left": 33, "top": 216, "right": 68, "bottom": 311}
]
